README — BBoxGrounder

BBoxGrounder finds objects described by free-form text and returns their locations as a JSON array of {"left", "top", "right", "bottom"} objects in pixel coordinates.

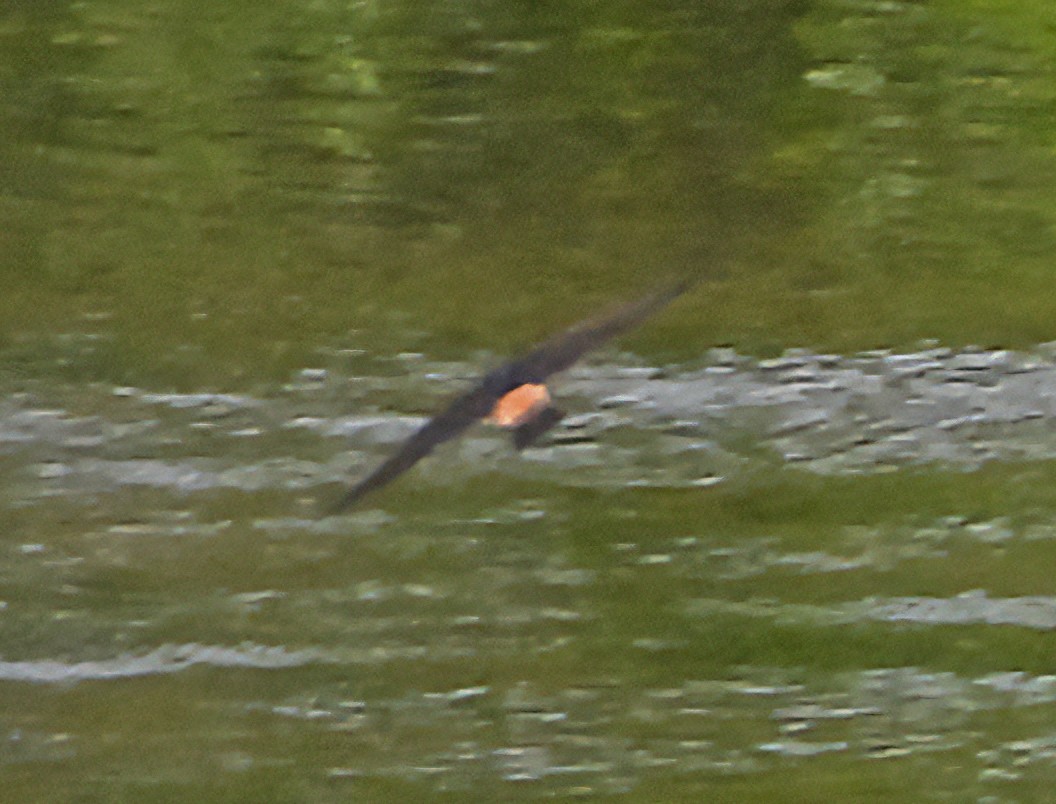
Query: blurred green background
[{"left": 5, "top": 1, "right": 1056, "bottom": 801}]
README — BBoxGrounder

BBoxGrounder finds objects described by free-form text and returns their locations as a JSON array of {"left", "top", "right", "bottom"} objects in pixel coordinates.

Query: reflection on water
[
  {"left": 0, "top": 643, "right": 325, "bottom": 683},
  {"left": 1, "top": 0, "right": 807, "bottom": 385},
  {"left": 4, "top": 0, "right": 1056, "bottom": 799},
  {"left": 3, "top": 353, "right": 1056, "bottom": 796},
  {"left": 10, "top": 345, "right": 1056, "bottom": 509}
]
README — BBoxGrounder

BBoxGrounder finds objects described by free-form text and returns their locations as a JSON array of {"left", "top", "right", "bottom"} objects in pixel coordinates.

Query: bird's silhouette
[{"left": 335, "top": 279, "right": 690, "bottom": 510}]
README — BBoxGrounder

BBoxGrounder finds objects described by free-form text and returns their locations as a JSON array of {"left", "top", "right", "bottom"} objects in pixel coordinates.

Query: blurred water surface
[{"left": 4, "top": 0, "right": 1056, "bottom": 799}]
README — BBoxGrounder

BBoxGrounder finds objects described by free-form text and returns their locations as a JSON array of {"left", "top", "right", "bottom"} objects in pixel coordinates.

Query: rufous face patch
[{"left": 487, "top": 383, "right": 551, "bottom": 428}]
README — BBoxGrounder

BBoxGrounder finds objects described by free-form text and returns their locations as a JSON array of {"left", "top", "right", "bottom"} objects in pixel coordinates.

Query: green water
[{"left": 3, "top": 0, "right": 1056, "bottom": 800}]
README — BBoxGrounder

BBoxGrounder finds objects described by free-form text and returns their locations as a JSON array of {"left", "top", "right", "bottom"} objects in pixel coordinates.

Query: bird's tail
[{"left": 512, "top": 406, "right": 564, "bottom": 450}]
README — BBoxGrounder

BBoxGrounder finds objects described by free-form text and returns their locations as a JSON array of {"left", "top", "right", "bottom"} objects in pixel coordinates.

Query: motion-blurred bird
[{"left": 335, "top": 280, "right": 690, "bottom": 510}]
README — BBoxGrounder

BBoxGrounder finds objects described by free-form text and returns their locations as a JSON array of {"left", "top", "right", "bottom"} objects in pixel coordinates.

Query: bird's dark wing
[
  {"left": 502, "top": 279, "right": 690, "bottom": 384},
  {"left": 333, "top": 383, "right": 498, "bottom": 511}
]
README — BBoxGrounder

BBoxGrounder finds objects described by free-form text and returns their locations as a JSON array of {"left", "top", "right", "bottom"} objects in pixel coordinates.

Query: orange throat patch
[{"left": 487, "top": 383, "right": 551, "bottom": 428}]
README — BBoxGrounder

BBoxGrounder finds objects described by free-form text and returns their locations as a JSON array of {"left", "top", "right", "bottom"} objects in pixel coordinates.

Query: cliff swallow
[{"left": 334, "top": 280, "right": 690, "bottom": 510}]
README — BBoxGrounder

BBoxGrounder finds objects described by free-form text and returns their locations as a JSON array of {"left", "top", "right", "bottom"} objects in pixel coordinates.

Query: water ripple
[{"left": 0, "top": 643, "right": 328, "bottom": 683}]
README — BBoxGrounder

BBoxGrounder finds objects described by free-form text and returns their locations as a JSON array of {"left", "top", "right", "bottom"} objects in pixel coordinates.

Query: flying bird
[{"left": 334, "top": 279, "right": 690, "bottom": 510}]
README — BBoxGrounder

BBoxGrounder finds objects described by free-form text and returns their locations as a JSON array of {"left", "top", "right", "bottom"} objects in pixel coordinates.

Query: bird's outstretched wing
[
  {"left": 501, "top": 279, "right": 691, "bottom": 384},
  {"left": 334, "top": 279, "right": 690, "bottom": 510},
  {"left": 333, "top": 383, "right": 496, "bottom": 511}
]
